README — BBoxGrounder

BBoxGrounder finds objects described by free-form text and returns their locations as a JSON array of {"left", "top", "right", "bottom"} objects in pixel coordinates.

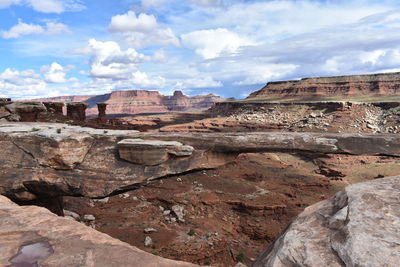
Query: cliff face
[
  {"left": 31, "top": 90, "right": 225, "bottom": 115},
  {"left": 248, "top": 72, "right": 400, "bottom": 101}
]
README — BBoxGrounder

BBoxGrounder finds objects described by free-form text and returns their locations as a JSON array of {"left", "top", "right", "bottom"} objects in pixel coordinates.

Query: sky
[{"left": 1, "top": 0, "right": 400, "bottom": 99}]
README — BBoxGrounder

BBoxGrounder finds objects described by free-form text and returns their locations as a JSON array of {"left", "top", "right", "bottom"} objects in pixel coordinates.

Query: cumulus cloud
[
  {"left": 108, "top": 11, "right": 179, "bottom": 48},
  {"left": 1, "top": 19, "right": 69, "bottom": 39},
  {"left": 0, "top": 68, "right": 48, "bottom": 98},
  {"left": 78, "top": 38, "right": 165, "bottom": 88},
  {"left": 0, "top": 0, "right": 84, "bottom": 13},
  {"left": 41, "top": 62, "right": 76, "bottom": 83},
  {"left": 181, "top": 28, "right": 252, "bottom": 59}
]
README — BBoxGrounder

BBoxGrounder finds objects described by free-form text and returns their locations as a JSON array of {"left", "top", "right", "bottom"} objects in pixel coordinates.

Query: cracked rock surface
[{"left": 253, "top": 176, "right": 400, "bottom": 267}]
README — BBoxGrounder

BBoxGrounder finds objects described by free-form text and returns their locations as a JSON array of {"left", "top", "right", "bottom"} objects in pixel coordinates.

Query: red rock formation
[
  {"left": 66, "top": 102, "right": 88, "bottom": 121},
  {"left": 97, "top": 102, "right": 108, "bottom": 123},
  {"left": 30, "top": 90, "right": 225, "bottom": 115},
  {"left": 43, "top": 102, "right": 64, "bottom": 115},
  {"left": 248, "top": 72, "right": 400, "bottom": 101}
]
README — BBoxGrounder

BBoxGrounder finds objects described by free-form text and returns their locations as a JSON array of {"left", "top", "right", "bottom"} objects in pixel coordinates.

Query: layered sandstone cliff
[
  {"left": 248, "top": 72, "right": 400, "bottom": 101},
  {"left": 31, "top": 90, "right": 225, "bottom": 115}
]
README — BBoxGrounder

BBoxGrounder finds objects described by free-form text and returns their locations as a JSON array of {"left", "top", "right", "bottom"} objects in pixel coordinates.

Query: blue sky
[{"left": 1, "top": 0, "right": 400, "bottom": 99}]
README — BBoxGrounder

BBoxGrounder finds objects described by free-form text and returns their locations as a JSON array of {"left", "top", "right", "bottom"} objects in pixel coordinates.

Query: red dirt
[{"left": 63, "top": 152, "right": 400, "bottom": 266}]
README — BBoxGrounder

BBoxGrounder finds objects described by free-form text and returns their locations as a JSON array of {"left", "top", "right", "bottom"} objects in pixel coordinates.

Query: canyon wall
[
  {"left": 248, "top": 72, "right": 400, "bottom": 101},
  {"left": 31, "top": 90, "right": 225, "bottom": 115}
]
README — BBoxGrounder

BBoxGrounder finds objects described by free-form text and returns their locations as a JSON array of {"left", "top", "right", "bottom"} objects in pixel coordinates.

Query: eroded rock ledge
[
  {"left": 0, "top": 196, "right": 197, "bottom": 267},
  {"left": 1, "top": 122, "right": 400, "bottom": 211},
  {"left": 253, "top": 176, "right": 400, "bottom": 267}
]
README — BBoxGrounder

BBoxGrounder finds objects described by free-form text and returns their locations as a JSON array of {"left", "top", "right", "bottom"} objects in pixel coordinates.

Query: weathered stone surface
[
  {"left": 118, "top": 139, "right": 194, "bottom": 165},
  {"left": 134, "top": 131, "right": 400, "bottom": 157},
  {"left": 66, "top": 102, "right": 88, "bottom": 121},
  {"left": 1, "top": 122, "right": 400, "bottom": 207},
  {"left": 253, "top": 176, "right": 400, "bottom": 267},
  {"left": 43, "top": 102, "right": 64, "bottom": 115},
  {"left": 0, "top": 123, "right": 232, "bottom": 204},
  {"left": 0, "top": 196, "right": 198, "bottom": 267},
  {"left": 5, "top": 102, "right": 47, "bottom": 121}
]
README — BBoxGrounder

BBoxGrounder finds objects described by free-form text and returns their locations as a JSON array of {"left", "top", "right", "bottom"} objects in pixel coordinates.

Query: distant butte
[
  {"left": 30, "top": 90, "right": 226, "bottom": 115},
  {"left": 247, "top": 72, "right": 400, "bottom": 102}
]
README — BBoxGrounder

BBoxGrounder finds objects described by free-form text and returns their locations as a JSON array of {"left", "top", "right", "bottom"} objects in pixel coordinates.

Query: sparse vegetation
[
  {"left": 236, "top": 252, "right": 245, "bottom": 262},
  {"left": 187, "top": 229, "right": 196, "bottom": 236},
  {"left": 31, "top": 127, "right": 40, "bottom": 132},
  {"left": 56, "top": 129, "right": 61, "bottom": 134}
]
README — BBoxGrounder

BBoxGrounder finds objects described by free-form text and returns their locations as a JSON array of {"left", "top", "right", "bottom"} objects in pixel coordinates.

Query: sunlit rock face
[
  {"left": 254, "top": 176, "right": 400, "bottom": 267},
  {"left": 248, "top": 72, "right": 400, "bottom": 101}
]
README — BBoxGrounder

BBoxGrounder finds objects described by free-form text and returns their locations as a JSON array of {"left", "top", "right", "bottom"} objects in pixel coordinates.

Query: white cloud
[
  {"left": 0, "top": 68, "right": 48, "bottom": 98},
  {"left": 85, "top": 38, "right": 145, "bottom": 79},
  {"left": 174, "top": 76, "right": 222, "bottom": 88},
  {"left": 1, "top": 19, "right": 69, "bottom": 39},
  {"left": 109, "top": 11, "right": 157, "bottom": 33},
  {"left": 41, "top": 62, "right": 76, "bottom": 83},
  {"left": 76, "top": 39, "right": 165, "bottom": 88},
  {"left": 181, "top": 28, "right": 252, "bottom": 59},
  {"left": 0, "top": 0, "right": 84, "bottom": 13},
  {"left": 109, "top": 11, "right": 179, "bottom": 48}
]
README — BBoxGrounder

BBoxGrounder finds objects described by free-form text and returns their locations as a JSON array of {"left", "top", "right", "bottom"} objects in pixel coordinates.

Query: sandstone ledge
[
  {"left": 1, "top": 123, "right": 400, "bottom": 205},
  {"left": 0, "top": 196, "right": 198, "bottom": 267}
]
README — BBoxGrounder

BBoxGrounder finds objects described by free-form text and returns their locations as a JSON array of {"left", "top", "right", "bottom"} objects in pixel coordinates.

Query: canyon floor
[
  {"left": 2, "top": 97, "right": 400, "bottom": 266},
  {"left": 63, "top": 151, "right": 400, "bottom": 266}
]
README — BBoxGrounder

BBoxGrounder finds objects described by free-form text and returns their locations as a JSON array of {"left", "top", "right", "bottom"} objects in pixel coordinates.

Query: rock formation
[
  {"left": 43, "top": 102, "right": 64, "bottom": 115},
  {"left": 253, "top": 175, "right": 400, "bottom": 267},
  {"left": 248, "top": 72, "right": 400, "bottom": 101},
  {"left": 0, "top": 195, "right": 198, "bottom": 267},
  {"left": 29, "top": 90, "right": 225, "bottom": 115},
  {"left": 1, "top": 122, "right": 400, "bottom": 215},
  {"left": 97, "top": 102, "right": 108, "bottom": 123},
  {"left": 4, "top": 102, "right": 47, "bottom": 121},
  {"left": 66, "top": 102, "right": 88, "bottom": 121},
  {"left": 118, "top": 139, "right": 194, "bottom": 166}
]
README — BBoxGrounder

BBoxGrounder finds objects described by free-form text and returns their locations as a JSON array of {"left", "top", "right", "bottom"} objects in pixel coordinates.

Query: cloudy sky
[{"left": 1, "top": 0, "right": 400, "bottom": 99}]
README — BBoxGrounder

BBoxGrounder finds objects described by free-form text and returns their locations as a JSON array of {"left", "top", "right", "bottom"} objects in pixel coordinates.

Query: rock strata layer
[
  {"left": 248, "top": 72, "right": 400, "bottom": 100},
  {"left": 253, "top": 176, "right": 400, "bottom": 267},
  {"left": 0, "top": 196, "right": 197, "bottom": 267}
]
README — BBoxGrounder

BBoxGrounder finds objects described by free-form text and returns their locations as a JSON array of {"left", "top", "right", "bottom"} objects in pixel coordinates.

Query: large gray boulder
[{"left": 253, "top": 176, "right": 400, "bottom": 267}]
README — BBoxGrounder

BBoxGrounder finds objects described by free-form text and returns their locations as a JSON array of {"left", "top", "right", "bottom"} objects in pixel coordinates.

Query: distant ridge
[
  {"left": 29, "top": 90, "right": 226, "bottom": 115},
  {"left": 247, "top": 72, "right": 400, "bottom": 102}
]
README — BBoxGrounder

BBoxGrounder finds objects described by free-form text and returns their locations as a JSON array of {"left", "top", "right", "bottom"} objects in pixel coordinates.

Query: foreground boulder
[
  {"left": 253, "top": 176, "right": 400, "bottom": 267},
  {"left": 0, "top": 196, "right": 197, "bottom": 267}
]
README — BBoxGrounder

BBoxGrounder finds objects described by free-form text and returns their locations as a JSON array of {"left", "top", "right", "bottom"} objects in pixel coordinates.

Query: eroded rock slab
[
  {"left": 1, "top": 122, "right": 400, "bottom": 206},
  {"left": 253, "top": 176, "right": 400, "bottom": 267},
  {"left": 118, "top": 139, "right": 194, "bottom": 165},
  {"left": 0, "top": 196, "right": 198, "bottom": 267}
]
